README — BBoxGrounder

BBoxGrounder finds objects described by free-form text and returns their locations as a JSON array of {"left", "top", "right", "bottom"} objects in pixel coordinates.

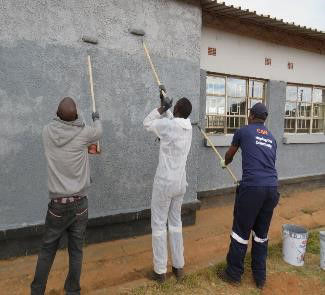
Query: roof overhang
[{"left": 201, "top": 0, "right": 325, "bottom": 54}]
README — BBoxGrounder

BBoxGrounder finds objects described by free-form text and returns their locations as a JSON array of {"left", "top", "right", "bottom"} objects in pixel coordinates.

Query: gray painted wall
[
  {"left": 0, "top": 0, "right": 201, "bottom": 230},
  {"left": 198, "top": 73, "right": 325, "bottom": 193}
]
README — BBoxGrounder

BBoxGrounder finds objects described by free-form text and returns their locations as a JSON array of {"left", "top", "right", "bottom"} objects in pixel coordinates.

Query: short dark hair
[{"left": 176, "top": 97, "right": 192, "bottom": 119}]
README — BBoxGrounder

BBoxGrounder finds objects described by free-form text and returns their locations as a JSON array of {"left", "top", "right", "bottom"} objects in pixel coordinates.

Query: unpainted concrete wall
[{"left": 0, "top": 0, "right": 201, "bottom": 230}]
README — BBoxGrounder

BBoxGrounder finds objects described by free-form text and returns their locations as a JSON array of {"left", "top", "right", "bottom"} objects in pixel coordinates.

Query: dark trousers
[
  {"left": 226, "top": 186, "right": 279, "bottom": 283},
  {"left": 31, "top": 197, "right": 88, "bottom": 295}
]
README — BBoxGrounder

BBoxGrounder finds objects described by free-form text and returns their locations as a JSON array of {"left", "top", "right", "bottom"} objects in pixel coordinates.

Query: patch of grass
[
  {"left": 181, "top": 272, "right": 201, "bottom": 289},
  {"left": 214, "top": 261, "right": 227, "bottom": 274},
  {"left": 130, "top": 236, "right": 325, "bottom": 295},
  {"left": 240, "top": 289, "right": 261, "bottom": 295},
  {"left": 131, "top": 286, "right": 147, "bottom": 295},
  {"left": 307, "top": 231, "right": 320, "bottom": 254},
  {"left": 268, "top": 242, "right": 282, "bottom": 259}
]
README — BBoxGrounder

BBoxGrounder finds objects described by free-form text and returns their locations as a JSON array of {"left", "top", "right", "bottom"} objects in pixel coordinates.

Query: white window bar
[
  {"left": 206, "top": 74, "right": 266, "bottom": 134},
  {"left": 285, "top": 84, "right": 325, "bottom": 134}
]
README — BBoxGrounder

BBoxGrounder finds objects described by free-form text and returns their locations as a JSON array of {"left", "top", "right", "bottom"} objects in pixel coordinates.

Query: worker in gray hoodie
[{"left": 31, "top": 97, "right": 102, "bottom": 295}]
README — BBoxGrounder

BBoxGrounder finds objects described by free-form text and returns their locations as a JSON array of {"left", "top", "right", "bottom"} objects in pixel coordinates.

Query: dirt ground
[
  {"left": 1, "top": 188, "right": 325, "bottom": 294},
  {"left": 129, "top": 240, "right": 325, "bottom": 295}
]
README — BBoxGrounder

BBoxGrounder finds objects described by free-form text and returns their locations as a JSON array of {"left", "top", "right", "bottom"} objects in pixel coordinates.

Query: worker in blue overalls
[{"left": 218, "top": 103, "right": 279, "bottom": 289}]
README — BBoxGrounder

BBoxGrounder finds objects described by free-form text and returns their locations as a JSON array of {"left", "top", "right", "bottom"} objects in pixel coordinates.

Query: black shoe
[
  {"left": 217, "top": 269, "right": 240, "bottom": 286},
  {"left": 172, "top": 267, "right": 185, "bottom": 281},
  {"left": 254, "top": 279, "right": 265, "bottom": 289},
  {"left": 152, "top": 271, "right": 166, "bottom": 283}
]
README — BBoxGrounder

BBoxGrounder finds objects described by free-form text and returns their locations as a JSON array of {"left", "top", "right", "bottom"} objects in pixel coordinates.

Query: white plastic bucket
[
  {"left": 320, "top": 231, "right": 325, "bottom": 270},
  {"left": 282, "top": 224, "right": 308, "bottom": 266}
]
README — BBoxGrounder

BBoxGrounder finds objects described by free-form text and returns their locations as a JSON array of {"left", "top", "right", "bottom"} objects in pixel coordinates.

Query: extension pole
[
  {"left": 141, "top": 38, "right": 236, "bottom": 184},
  {"left": 197, "top": 125, "right": 238, "bottom": 184},
  {"left": 87, "top": 55, "right": 100, "bottom": 153},
  {"left": 142, "top": 41, "right": 167, "bottom": 97}
]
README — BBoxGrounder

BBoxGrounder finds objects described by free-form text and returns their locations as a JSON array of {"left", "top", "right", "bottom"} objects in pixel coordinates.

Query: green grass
[
  {"left": 129, "top": 230, "right": 325, "bottom": 295},
  {"left": 306, "top": 231, "right": 320, "bottom": 254}
]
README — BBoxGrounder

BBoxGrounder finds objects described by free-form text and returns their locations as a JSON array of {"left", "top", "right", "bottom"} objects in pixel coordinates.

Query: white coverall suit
[{"left": 143, "top": 108, "right": 192, "bottom": 274}]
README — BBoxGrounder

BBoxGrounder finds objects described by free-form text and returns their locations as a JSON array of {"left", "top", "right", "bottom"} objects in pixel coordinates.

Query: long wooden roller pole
[
  {"left": 87, "top": 55, "right": 100, "bottom": 153},
  {"left": 141, "top": 40, "right": 236, "bottom": 183},
  {"left": 142, "top": 41, "right": 167, "bottom": 97},
  {"left": 197, "top": 126, "right": 238, "bottom": 184}
]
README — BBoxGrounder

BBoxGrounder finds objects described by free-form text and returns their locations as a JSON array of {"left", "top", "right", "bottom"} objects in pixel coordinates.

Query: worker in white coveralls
[
  {"left": 143, "top": 85, "right": 193, "bottom": 283},
  {"left": 31, "top": 97, "right": 102, "bottom": 295}
]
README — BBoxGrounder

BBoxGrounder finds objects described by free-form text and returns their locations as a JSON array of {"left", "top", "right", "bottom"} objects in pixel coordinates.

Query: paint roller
[{"left": 129, "top": 28, "right": 167, "bottom": 98}]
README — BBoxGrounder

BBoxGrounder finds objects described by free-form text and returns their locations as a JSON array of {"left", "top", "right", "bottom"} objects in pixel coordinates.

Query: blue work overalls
[{"left": 225, "top": 123, "right": 279, "bottom": 283}]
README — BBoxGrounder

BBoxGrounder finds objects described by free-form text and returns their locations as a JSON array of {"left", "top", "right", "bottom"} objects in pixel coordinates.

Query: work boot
[
  {"left": 172, "top": 267, "right": 185, "bottom": 281},
  {"left": 217, "top": 269, "right": 240, "bottom": 286},
  {"left": 152, "top": 271, "right": 166, "bottom": 283},
  {"left": 254, "top": 279, "right": 265, "bottom": 289}
]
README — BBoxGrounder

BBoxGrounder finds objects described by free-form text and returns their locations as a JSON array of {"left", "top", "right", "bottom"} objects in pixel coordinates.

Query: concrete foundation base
[
  {"left": 0, "top": 201, "right": 200, "bottom": 259},
  {"left": 198, "top": 174, "right": 325, "bottom": 209}
]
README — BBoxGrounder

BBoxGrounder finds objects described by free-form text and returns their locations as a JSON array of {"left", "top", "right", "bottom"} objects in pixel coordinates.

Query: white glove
[{"left": 220, "top": 159, "right": 227, "bottom": 169}]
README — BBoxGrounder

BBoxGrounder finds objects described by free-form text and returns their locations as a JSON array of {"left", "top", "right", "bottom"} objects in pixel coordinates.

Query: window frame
[
  {"left": 205, "top": 73, "right": 267, "bottom": 135},
  {"left": 285, "top": 83, "right": 325, "bottom": 135}
]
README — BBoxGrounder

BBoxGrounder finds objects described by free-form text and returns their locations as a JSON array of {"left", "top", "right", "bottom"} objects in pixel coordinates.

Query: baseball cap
[{"left": 250, "top": 103, "right": 268, "bottom": 119}]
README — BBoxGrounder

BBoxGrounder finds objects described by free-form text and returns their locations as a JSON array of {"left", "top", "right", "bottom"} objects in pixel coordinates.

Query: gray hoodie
[{"left": 42, "top": 117, "right": 103, "bottom": 199}]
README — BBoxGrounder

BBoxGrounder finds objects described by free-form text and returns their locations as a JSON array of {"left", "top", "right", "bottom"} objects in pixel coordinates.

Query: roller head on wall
[
  {"left": 82, "top": 36, "right": 99, "bottom": 45},
  {"left": 129, "top": 28, "right": 146, "bottom": 37}
]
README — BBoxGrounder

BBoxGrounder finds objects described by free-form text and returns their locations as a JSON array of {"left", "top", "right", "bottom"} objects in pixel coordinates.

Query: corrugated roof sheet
[{"left": 201, "top": 0, "right": 325, "bottom": 41}]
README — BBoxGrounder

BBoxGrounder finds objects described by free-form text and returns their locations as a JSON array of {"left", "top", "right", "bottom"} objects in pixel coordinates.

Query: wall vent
[
  {"left": 208, "top": 47, "right": 216, "bottom": 56},
  {"left": 265, "top": 58, "right": 272, "bottom": 66}
]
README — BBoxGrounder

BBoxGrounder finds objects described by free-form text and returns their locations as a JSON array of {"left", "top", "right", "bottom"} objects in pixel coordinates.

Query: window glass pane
[
  {"left": 297, "top": 87, "right": 312, "bottom": 102},
  {"left": 312, "top": 118, "right": 325, "bottom": 133},
  {"left": 286, "top": 85, "right": 298, "bottom": 101},
  {"left": 297, "top": 102, "right": 312, "bottom": 117},
  {"left": 313, "top": 88, "right": 323, "bottom": 103},
  {"left": 206, "top": 96, "right": 225, "bottom": 115},
  {"left": 284, "top": 119, "right": 296, "bottom": 133},
  {"left": 313, "top": 104, "right": 320, "bottom": 117},
  {"left": 227, "top": 97, "right": 246, "bottom": 116},
  {"left": 249, "top": 80, "right": 264, "bottom": 98},
  {"left": 227, "top": 117, "right": 246, "bottom": 134},
  {"left": 249, "top": 99, "right": 263, "bottom": 108},
  {"left": 285, "top": 85, "right": 325, "bottom": 134},
  {"left": 206, "top": 76, "right": 225, "bottom": 95},
  {"left": 313, "top": 104, "right": 324, "bottom": 119},
  {"left": 318, "top": 104, "right": 324, "bottom": 118},
  {"left": 285, "top": 102, "right": 297, "bottom": 117},
  {"left": 205, "top": 75, "right": 266, "bottom": 135},
  {"left": 227, "top": 78, "right": 246, "bottom": 97},
  {"left": 296, "top": 119, "right": 311, "bottom": 133},
  {"left": 205, "top": 115, "right": 225, "bottom": 134}
]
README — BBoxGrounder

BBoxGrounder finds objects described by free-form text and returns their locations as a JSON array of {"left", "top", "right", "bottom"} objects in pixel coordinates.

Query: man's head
[
  {"left": 173, "top": 97, "right": 192, "bottom": 119},
  {"left": 248, "top": 102, "right": 268, "bottom": 123},
  {"left": 56, "top": 97, "right": 78, "bottom": 122}
]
